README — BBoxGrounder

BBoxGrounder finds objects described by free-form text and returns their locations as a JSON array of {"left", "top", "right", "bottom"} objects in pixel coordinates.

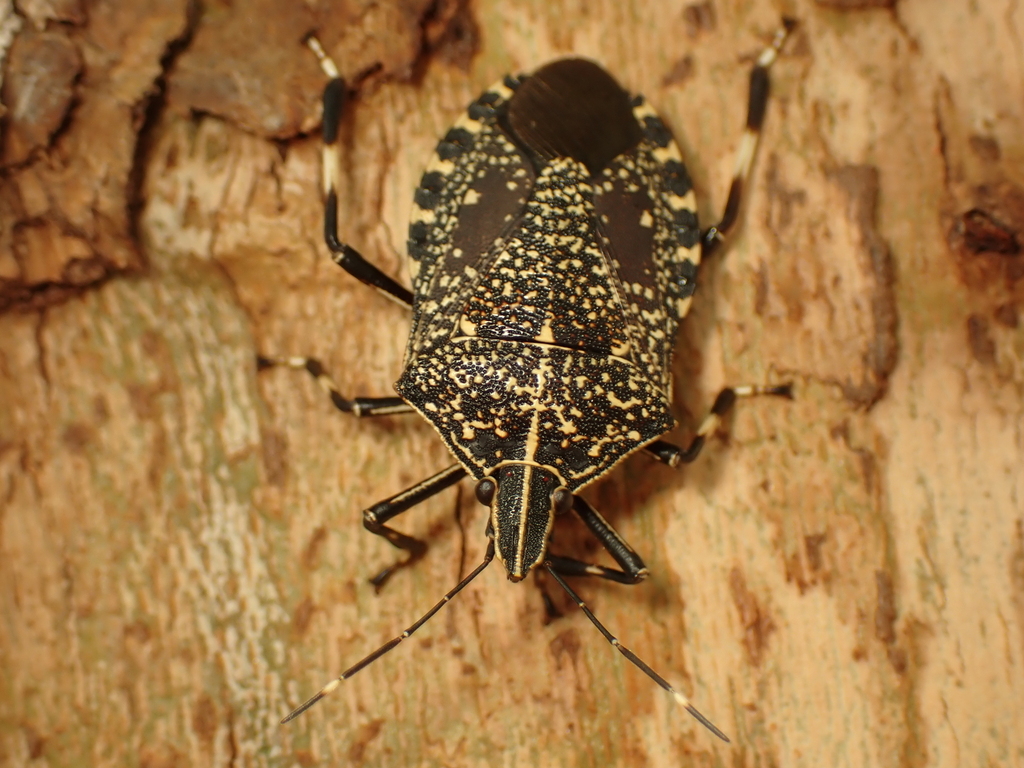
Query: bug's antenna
[
  {"left": 545, "top": 563, "right": 730, "bottom": 743},
  {"left": 282, "top": 540, "right": 496, "bottom": 723}
]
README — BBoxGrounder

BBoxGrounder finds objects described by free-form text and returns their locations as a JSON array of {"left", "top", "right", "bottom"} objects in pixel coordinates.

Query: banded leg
[
  {"left": 702, "top": 19, "right": 796, "bottom": 257},
  {"left": 547, "top": 496, "right": 649, "bottom": 585},
  {"left": 256, "top": 355, "right": 414, "bottom": 417},
  {"left": 645, "top": 383, "right": 793, "bottom": 467},
  {"left": 307, "top": 37, "right": 414, "bottom": 308},
  {"left": 363, "top": 464, "right": 467, "bottom": 590}
]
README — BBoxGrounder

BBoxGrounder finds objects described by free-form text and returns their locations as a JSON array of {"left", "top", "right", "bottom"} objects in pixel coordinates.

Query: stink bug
[{"left": 262, "top": 22, "right": 796, "bottom": 741}]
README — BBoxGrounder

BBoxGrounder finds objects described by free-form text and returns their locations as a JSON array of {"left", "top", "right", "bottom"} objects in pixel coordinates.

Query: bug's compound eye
[
  {"left": 475, "top": 477, "right": 497, "bottom": 506},
  {"left": 552, "top": 487, "right": 573, "bottom": 515}
]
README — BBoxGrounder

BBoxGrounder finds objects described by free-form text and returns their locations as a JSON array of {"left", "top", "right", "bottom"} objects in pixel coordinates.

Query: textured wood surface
[{"left": 1, "top": 1, "right": 1022, "bottom": 766}]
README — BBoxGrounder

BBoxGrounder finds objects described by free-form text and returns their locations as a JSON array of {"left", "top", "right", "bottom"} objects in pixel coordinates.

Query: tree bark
[{"left": 1, "top": 1, "right": 1022, "bottom": 766}]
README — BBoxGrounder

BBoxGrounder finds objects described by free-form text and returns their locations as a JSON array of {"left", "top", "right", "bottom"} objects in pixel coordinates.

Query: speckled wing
[
  {"left": 405, "top": 79, "right": 537, "bottom": 360},
  {"left": 592, "top": 98, "right": 702, "bottom": 392},
  {"left": 399, "top": 61, "right": 702, "bottom": 486}
]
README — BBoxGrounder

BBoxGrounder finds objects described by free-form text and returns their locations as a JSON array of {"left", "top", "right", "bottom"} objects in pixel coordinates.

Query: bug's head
[{"left": 476, "top": 464, "right": 573, "bottom": 582}]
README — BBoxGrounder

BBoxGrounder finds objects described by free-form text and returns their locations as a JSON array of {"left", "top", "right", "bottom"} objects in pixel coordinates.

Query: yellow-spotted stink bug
[{"left": 261, "top": 22, "right": 797, "bottom": 740}]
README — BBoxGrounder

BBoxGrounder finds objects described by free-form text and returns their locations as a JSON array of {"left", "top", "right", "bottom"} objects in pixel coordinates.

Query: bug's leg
[
  {"left": 547, "top": 496, "right": 649, "bottom": 586},
  {"left": 307, "top": 37, "right": 414, "bottom": 309},
  {"left": 363, "top": 464, "right": 468, "bottom": 590},
  {"left": 702, "top": 19, "right": 796, "bottom": 257},
  {"left": 645, "top": 383, "right": 793, "bottom": 466},
  {"left": 256, "top": 355, "right": 415, "bottom": 417}
]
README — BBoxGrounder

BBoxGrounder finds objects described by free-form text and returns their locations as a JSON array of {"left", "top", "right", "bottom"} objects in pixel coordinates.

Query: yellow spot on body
[
  {"left": 411, "top": 205, "right": 436, "bottom": 224},
  {"left": 427, "top": 157, "right": 456, "bottom": 176},
  {"left": 675, "top": 247, "right": 699, "bottom": 271},
  {"left": 667, "top": 189, "right": 697, "bottom": 212},
  {"left": 606, "top": 392, "right": 641, "bottom": 410},
  {"left": 632, "top": 102, "right": 658, "bottom": 120},
  {"left": 652, "top": 144, "right": 682, "bottom": 164}
]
